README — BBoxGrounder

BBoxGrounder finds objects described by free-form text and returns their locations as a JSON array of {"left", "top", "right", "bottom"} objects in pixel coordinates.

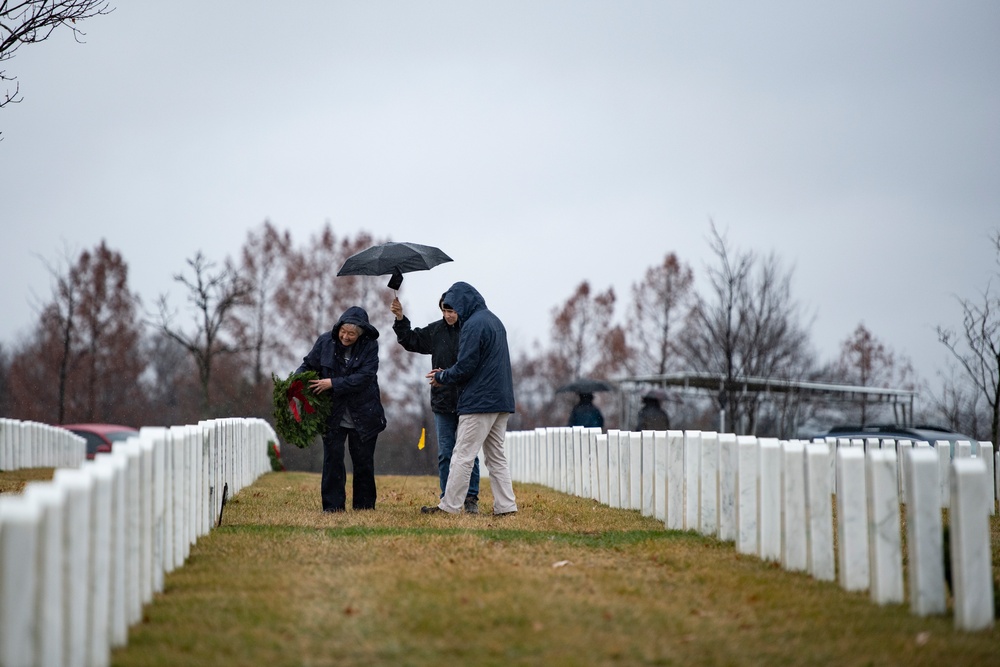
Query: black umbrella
[
  {"left": 556, "top": 378, "right": 614, "bottom": 394},
  {"left": 336, "top": 241, "right": 453, "bottom": 289}
]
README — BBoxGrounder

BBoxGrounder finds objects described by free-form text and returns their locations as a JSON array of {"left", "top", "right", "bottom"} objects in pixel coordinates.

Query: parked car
[
  {"left": 813, "top": 424, "right": 981, "bottom": 455},
  {"left": 62, "top": 423, "right": 140, "bottom": 459}
]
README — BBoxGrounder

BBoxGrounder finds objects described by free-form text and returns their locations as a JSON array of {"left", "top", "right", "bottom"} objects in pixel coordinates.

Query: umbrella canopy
[
  {"left": 556, "top": 379, "right": 614, "bottom": 394},
  {"left": 337, "top": 241, "right": 453, "bottom": 289}
]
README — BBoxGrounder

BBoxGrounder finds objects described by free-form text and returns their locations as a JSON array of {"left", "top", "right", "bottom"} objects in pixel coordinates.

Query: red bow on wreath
[{"left": 286, "top": 379, "right": 316, "bottom": 423}]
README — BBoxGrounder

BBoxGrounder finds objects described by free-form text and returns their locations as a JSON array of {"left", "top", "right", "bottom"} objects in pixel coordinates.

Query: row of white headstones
[
  {"left": 0, "top": 418, "right": 278, "bottom": 667},
  {"left": 505, "top": 427, "right": 996, "bottom": 632},
  {"left": 0, "top": 419, "right": 88, "bottom": 471}
]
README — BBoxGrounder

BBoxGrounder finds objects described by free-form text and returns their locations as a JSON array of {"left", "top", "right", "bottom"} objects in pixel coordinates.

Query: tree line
[{"left": 0, "top": 221, "right": 996, "bottom": 473}]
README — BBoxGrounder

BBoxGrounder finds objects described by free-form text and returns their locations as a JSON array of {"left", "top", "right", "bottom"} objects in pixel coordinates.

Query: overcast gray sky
[{"left": 1, "top": 1, "right": 998, "bottom": 401}]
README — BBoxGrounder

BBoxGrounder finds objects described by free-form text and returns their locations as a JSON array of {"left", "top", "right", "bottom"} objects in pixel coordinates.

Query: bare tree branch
[{"left": 0, "top": 0, "right": 113, "bottom": 120}]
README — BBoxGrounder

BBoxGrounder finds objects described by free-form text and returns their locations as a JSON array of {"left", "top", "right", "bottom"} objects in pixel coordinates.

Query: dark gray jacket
[
  {"left": 392, "top": 315, "right": 460, "bottom": 414},
  {"left": 296, "top": 306, "right": 387, "bottom": 440}
]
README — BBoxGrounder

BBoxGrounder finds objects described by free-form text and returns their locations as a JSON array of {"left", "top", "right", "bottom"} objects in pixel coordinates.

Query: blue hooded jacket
[
  {"left": 433, "top": 282, "right": 515, "bottom": 415},
  {"left": 296, "top": 306, "right": 387, "bottom": 440}
]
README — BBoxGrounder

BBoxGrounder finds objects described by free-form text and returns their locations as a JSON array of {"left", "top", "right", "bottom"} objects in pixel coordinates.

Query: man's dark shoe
[
  {"left": 492, "top": 509, "right": 517, "bottom": 517},
  {"left": 421, "top": 505, "right": 446, "bottom": 514},
  {"left": 463, "top": 497, "right": 480, "bottom": 514}
]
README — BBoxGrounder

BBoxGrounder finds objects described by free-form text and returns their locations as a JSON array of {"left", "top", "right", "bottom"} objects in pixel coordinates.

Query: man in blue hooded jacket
[
  {"left": 420, "top": 282, "right": 518, "bottom": 516},
  {"left": 391, "top": 294, "right": 481, "bottom": 513},
  {"left": 297, "top": 306, "right": 387, "bottom": 512}
]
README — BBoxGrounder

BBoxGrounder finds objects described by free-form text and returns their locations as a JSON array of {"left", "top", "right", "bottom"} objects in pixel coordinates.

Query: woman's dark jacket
[
  {"left": 296, "top": 306, "right": 387, "bottom": 440},
  {"left": 392, "top": 315, "right": 460, "bottom": 415},
  {"left": 433, "top": 282, "right": 515, "bottom": 415}
]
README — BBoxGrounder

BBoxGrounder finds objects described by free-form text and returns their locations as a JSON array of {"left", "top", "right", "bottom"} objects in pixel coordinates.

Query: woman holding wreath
[{"left": 295, "top": 306, "right": 386, "bottom": 512}]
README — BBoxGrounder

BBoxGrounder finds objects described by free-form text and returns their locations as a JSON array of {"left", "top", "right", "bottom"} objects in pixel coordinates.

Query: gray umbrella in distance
[
  {"left": 336, "top": 241, "right": 453, "bottom": 289},
  {"left": 556, "top": 378, "right": 614, "bottom": 394}
]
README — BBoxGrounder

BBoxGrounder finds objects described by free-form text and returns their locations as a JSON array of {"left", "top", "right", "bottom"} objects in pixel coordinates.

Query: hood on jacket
[
  {"left": 441, "top": 282, "right": 486, "bottom": 323},
  {"left": 332, "top": 306, "right": 379, "bottom": 340}
]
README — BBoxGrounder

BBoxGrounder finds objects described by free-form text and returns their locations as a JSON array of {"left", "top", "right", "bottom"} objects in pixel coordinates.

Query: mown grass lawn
[{"left": 98, "top": 471, "right": 999, "bottom": 667}]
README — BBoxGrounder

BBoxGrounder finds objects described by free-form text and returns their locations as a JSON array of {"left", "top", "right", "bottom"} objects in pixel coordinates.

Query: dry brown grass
[
  {"left": 0, "top": 467, "right": 55, "bottom": 494},
  {"left": 102, "top": 471, "right": 999, "bottom": 667}
]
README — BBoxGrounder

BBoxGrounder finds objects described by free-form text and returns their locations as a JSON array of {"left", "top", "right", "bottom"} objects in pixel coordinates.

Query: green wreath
[
  {"left": 266, "top": 440, "right": 285, "bottom": 472},
  {"left": 272, "top": 370, "right": 332, "bottom": 448}
]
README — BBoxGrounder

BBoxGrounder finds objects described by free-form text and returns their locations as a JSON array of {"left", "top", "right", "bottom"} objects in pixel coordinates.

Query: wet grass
[
  {"left": 104, "top": 471, "right": 998, "bottom": 667},
  {"left": 2, "top": 467, "right": 998, "bottom": 665},
  {"left": 0, "top": 466, "right": 56, "bottom": 494}
]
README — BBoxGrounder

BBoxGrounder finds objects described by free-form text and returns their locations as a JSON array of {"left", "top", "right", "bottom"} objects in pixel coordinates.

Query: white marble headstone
[
  {"left": 836, "top": 447, "right": 869, "bottom": 592},
  {"left": 903, "top": 447, "right": 946, "bottom": 616},
  {"left": 758, "top": 439, "right": 782, "bottom": 562},
  {"left": 936, "top": 441, "right": 951, "bottom": 509},
  {"left": 718, "top": 433, "right": 738, "bottom": 542},
  {"left": 699, "top": 431, "right": 719, "bottom": 536},
  {"left": 735, "top": 436, "right": 759, "bottom": 555},
  {"left": 805, "top": 443, "right": 834, "bottom": 581},
  {"left": 866, "top": 449, "right": 904, "bottom": 604},
  {"left": 596, "top": 434, "right": 609, "bottom": 505},
  {"left": 683, "top": 431, "right": 701, "bottom": 530},
  {"left": 608, "top": 430, "right": 621, "bottom": 509},
  {"left": 781, "top": 441, "right": 807, "bottom": 572},
  {"left": 665, "top": 431, "right": 685, "bottom": 530},
  {"left": 950, "top": 458, "right": 995, "bottom": 631},
  {"left": 641, "top": 430, "right": 655, "bottom": 516}
]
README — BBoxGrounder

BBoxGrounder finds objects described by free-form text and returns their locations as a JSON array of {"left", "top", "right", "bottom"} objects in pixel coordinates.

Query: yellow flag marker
[{"left": 417, "top": 427, "right": 426, "bottom": 450}]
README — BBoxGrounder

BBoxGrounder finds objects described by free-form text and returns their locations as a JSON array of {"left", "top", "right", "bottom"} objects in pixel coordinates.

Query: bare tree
[
  {"left": 230, "top": 220, "right": 292, "bottom": 386},
  {"left": 629, "top": 252, "right": 695, "bottom": 376},
  {"left": 0, "top": 0, "right": 112, "bottom": 116},
  {"left": 549, "top": 281, "right": 619, "bottom": 382},
  {"left": 937, "top": 228, "right": 1000, "bottom": 444},
  {"left": 46, "top": 252, "right": 80, "bottom": 423},
  {"left": 276, "top": 224, "right": 380, "bottom": 354},
  {"left": 834, "top": 323, "right": 915, "bottom": 426},
  {"left": 141, "top": 330, "right": 195, "bottom": 425},
  {"left": 6, "top": 241, "right": 144, "bottom": 424},
  {"left": 929, "top": 364, "right": 989, "bottom": 439},
  {"left": 154, "top": 252, "right": 253, "bottom": 418},
  {"left": 681, "top": 223, "right": 813, "bottom": 434}
]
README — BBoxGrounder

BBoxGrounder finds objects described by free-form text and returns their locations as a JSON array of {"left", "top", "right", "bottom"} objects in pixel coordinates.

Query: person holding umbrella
[
  {"left": 420, "top": 282, "right": 518, "bottom": 517},
  {"left": 295, "top": 306, "right": 387, "bottom": 512},
  {"left": 390, "top": 294, "right": 481, "bottom": 514},
  {"left": 568, "top": 392, "right": 604, "bottom": 429}
]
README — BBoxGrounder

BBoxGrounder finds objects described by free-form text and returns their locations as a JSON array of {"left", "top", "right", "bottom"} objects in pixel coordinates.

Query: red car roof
[{"left": 61, "top": 423, "right": 140, "bottom": 434}]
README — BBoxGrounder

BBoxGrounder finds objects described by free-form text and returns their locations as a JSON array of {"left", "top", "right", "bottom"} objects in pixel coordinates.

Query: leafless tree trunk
[
  {"left": 230, "top": 220, "right": 292, "bottom": 386},
  {"left": 38, "top": 249, "right": 82, "bottom": 424},
  {"left": 833, "top": 323, "right": 915, "bottom": 426},
  {"left": 681, "top": 222, "right": 813, "bottom": 435},
  {"left": 937, "top": 229, "right": 1000, "bottom": 444},
  {"left": 629, "top": 252, "right": 695, "bottom": 376},
  {"left": 155, "top": 252, "right": 253, "bottom": 418}
]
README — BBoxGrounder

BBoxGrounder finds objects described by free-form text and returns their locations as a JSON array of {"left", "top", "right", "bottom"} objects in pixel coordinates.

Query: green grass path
[{"left": 105, "top": 471, "right": 998, "bottom": 667}]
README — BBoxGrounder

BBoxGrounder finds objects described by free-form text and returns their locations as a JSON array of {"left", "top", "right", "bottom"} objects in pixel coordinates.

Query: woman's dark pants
[{"left": 321, "top": 425, "right": 378, "bottom": 511}]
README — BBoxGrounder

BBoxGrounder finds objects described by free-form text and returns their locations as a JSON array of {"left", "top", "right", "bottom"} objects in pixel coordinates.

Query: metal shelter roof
[
  {"left": 617, "top": 371, "right": 917, "bottom": 403},
  {"left": 614, "top": 371, "right": 919, "bottom": 432}
]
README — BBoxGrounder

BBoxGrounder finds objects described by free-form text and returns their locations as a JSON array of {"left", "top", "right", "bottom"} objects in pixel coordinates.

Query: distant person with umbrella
[
  {"left": 635, "top": 390, "right": 670, "bottom": 431},
  {"left": 390, "top": 294, "right": 481, "bottom": 514},
  {"left": 559, "top": 379, "right": 612, "bottom": 430},
  {"left": 568, "top": 393, "right": 604, "bottom": 429},
  {"left": 420, "top": 282, "right": 518, "bottom": 516},
  {"left": 295, "top": 306, "right": 387, "bottom": 512}
]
